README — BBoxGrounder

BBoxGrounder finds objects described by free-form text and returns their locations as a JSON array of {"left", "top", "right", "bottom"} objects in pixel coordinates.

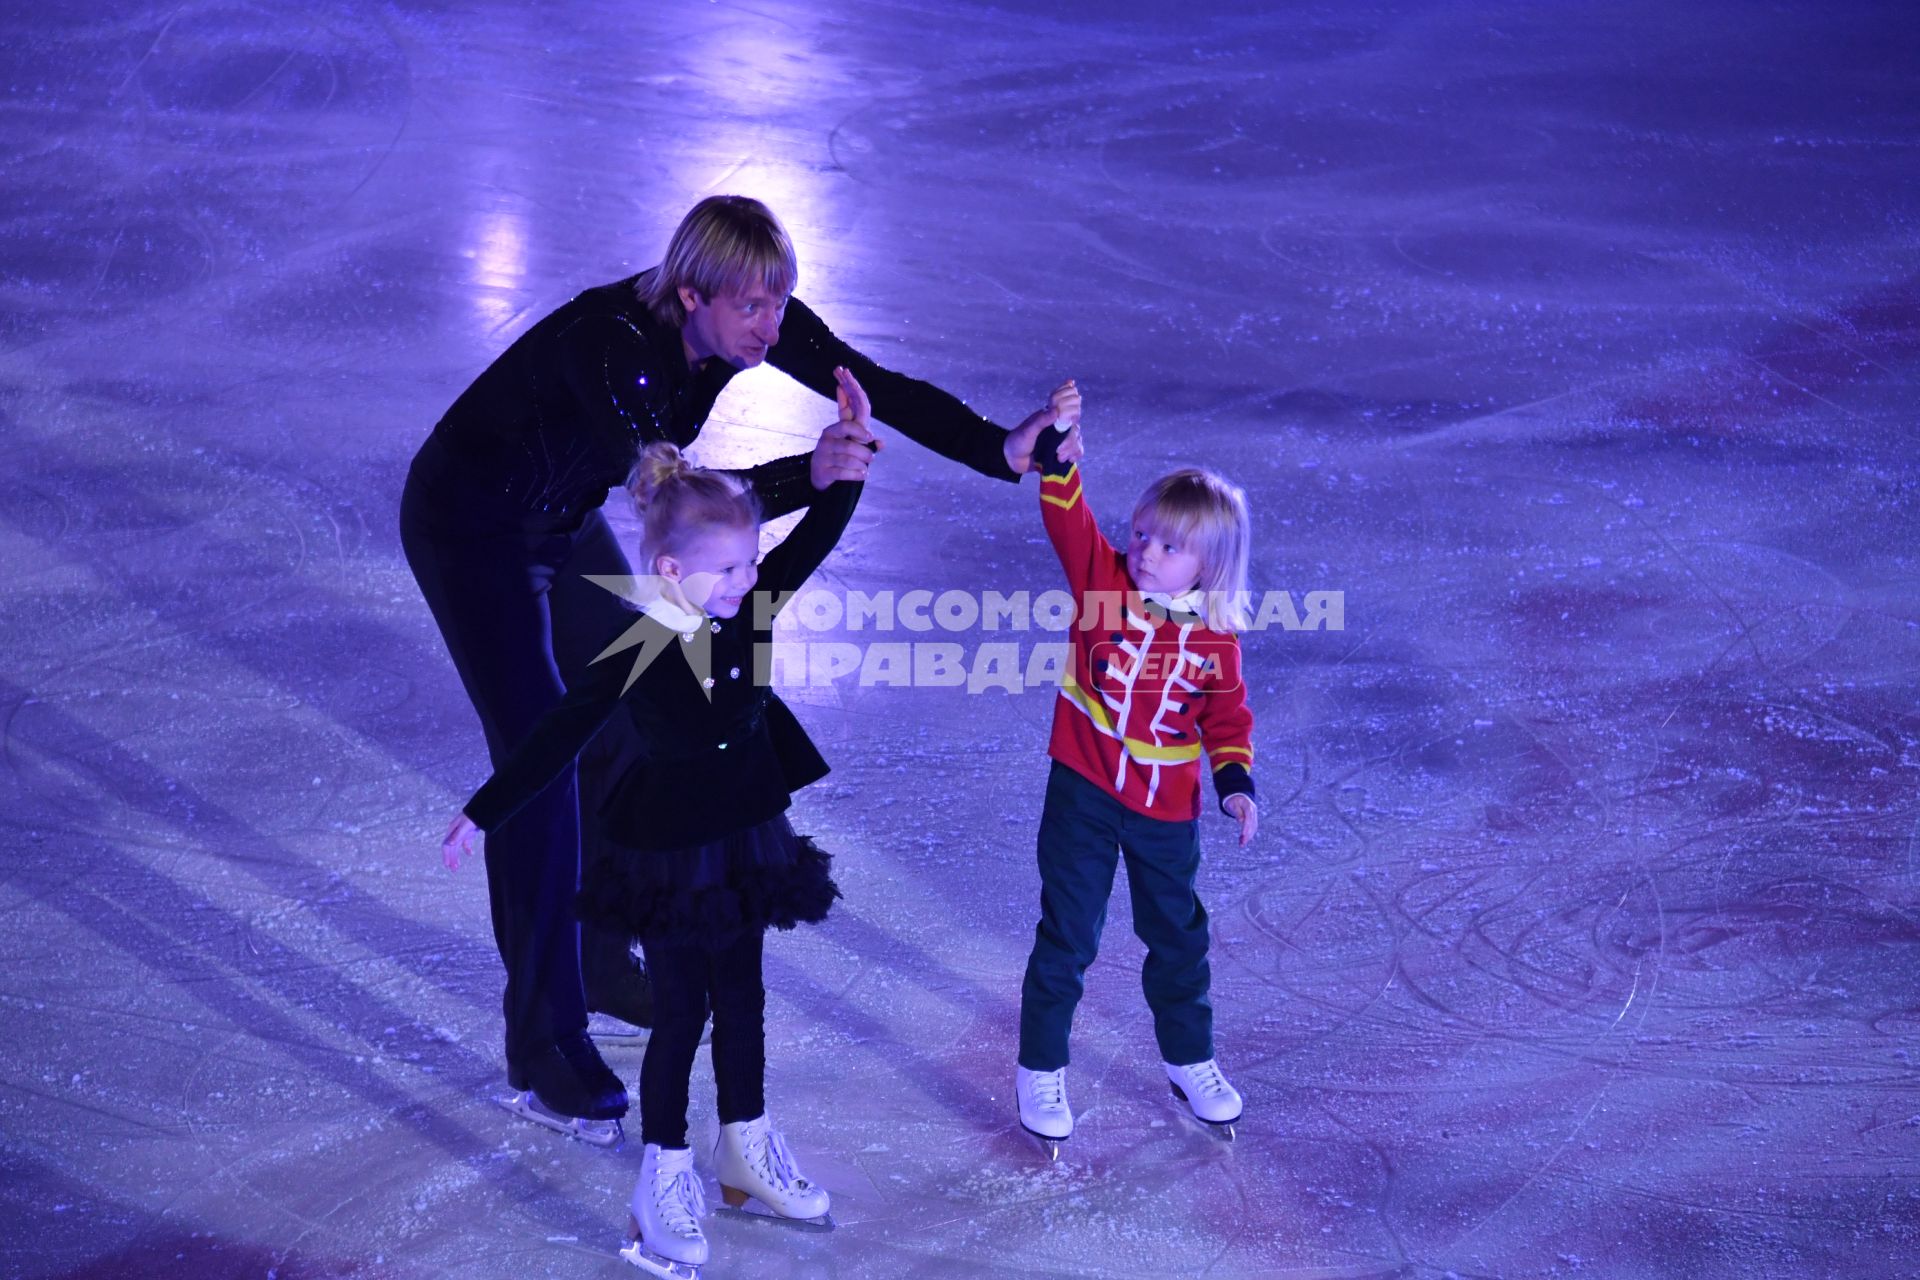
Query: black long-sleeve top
[
  {"left": 426, "top": 274, "right": 1017, "bottom": 531},
  {"left": 463, "top": 480, "right": 862, "bottom": 851}
]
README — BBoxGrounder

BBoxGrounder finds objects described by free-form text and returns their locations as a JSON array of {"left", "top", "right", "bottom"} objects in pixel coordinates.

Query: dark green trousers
[{"left": 1018, "top": 762, "right": 1214, "bottom": 1071}]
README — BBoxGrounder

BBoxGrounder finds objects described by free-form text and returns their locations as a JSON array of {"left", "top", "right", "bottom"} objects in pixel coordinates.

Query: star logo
[{"left": 583, "top": 573, "right": 717, "bottom": 699}]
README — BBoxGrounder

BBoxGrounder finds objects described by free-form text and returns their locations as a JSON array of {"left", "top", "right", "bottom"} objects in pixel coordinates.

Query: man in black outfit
[{"left": 402, "top": 195, "right": 1061, "bottom": 1122}]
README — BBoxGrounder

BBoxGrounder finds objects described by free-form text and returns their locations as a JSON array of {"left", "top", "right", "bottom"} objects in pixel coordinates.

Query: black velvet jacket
[
  {"left": 426, "top": 274, "right": 1017, "bottom": 531},
  {"left": 463, "top": 480, "right": 861, "bottom": 851}
]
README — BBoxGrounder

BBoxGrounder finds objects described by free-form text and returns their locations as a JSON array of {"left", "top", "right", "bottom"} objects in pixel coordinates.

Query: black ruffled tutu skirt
[{"left": 576, "top": 813, "right": 839, "bottom": 950}]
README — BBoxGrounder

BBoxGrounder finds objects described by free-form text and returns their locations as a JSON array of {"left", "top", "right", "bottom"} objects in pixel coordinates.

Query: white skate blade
[
  {"left": 496, "top": 1091, "right": 624, "bottom": 1148},
  {"left": 617, "top": 1239, "right": 701, "bottom": 1278}
]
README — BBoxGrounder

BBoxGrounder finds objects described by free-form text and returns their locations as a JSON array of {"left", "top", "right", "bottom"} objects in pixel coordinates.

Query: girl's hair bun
[{"left": 630, "top": 442, "right": 693, "bottom": 515}]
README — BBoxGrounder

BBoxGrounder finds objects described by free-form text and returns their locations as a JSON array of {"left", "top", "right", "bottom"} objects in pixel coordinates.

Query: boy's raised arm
[{"left": 1031, "top": 382, "right": 1105, "bottom": 594}]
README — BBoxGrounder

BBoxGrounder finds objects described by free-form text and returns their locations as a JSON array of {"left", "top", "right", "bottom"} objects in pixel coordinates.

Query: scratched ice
[{"left": 1, "top": 2, "right": 1917, "bottom": 1278}]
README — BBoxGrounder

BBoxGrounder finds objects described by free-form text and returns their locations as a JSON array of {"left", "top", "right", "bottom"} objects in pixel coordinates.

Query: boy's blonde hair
[
  {"left": 628, "top": 443, "right": 761, "bottom": 577},
  {"left": 637, "top": 195, "right": 798, "bottom": 327},
  {"left": 1131, "top": 468, "right": 1253, "bottom": 632}
]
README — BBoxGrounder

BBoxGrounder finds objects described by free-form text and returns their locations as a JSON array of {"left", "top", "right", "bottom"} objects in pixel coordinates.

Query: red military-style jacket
[{"left": 1038, "top": 460, "right": 1255, "bottom": 821}]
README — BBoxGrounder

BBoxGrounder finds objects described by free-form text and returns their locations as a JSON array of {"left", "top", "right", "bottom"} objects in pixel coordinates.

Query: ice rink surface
[{"left": 2, "top": 1, "right": 1917, "bottom": 1276}]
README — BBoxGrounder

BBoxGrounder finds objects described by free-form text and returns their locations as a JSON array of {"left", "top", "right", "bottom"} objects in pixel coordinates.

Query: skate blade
[
  {"left": 497, "top": 1091, "right": 624, "bottom": 1149},
  {"left": 1195, "top": 1119, "right": 1237, "bottom": 1142},
  {"left": 714, "top": 1200, "right": 836, "bottom": 1233},
  {"left": 1167, "top": 1084, "right": 1239, "bottom": 1142},
  {"left": 616, "top": 1239, "right": 702, "bottom": 1278},
  {"left": 1020, "top": 1124, "right": 1068, "bottom": 1161}
]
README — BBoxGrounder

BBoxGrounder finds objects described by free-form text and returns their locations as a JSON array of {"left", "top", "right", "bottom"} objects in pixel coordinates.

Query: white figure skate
[
  {"left": 714, "top": 1113, "right": 833, "bottom": 1229},
  {"left": 1165, "top": 1058, "right": 1242, "bottom": 1140},
  {"left": 495, "top": 1091, "right": 623, "bottom": 1148},
  {"left": 586, "top": 1012, "right": 650, "bottom": 1049},
  {"left": 1016, "top": 1065, "right": 1073, "bottom": 1159},
  {"left": 620, "top": 1143, "right": 709, "bottom": 1278},
  {"left": 590, "top": 1017, "right": 711, "bottom": 1052}
]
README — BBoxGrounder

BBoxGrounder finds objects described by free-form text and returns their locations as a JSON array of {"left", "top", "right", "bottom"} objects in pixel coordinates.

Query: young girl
[
  {"left": 442, "top": 369, "right": 877, "bottom": 1278},
  {"left": 1013, "top": 381, "right": 1260, "bottom": 1154}
]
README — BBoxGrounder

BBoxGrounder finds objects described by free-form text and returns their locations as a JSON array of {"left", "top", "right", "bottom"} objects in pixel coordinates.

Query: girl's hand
[
  {"left": 1056, "top": 419, "right": 1085, "bottom": 466},
  {"left": 834, "top": 364, "right": 873, "bottom": 428},
  {"left": 442, "top": 812, "right": 480, "bottom": 871},
  {"left": 1004, "top": 378, "right": 1081, "bottom": 474},
  {"left": 813, "top": 366, "right": 882, "bottom": 489},
  {"left": 1223, "top": 794, "right": 1258, "bottom": 846}
]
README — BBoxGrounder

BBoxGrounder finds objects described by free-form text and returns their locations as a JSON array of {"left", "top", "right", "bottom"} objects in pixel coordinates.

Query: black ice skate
[{"left": 499, "top": 1036, "right": 629, "bottom": 1147}]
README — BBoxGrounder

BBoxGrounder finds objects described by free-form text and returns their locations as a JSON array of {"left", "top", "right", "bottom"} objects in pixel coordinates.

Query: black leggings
[{"left": 638, "top": 929, "right": 767, "bottom": 1148}]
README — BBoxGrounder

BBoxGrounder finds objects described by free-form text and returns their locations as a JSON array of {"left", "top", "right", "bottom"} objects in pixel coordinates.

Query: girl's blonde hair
[
  {"left": 628, "top": 443, "right": 761, "bottom": 578},
  {"left": 1131, "top": 468, "right": 1253, "bottom": 633},
  {"left": 637, "top": 195, "right": 799, "bottom": 327}
]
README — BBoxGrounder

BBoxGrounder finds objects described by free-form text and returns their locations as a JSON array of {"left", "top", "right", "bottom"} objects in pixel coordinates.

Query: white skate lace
[
  {"left": 748, "top": 1124, "right": 814, "bottom": 1191},
  {"left": 1031, "top": 1068, "right": 1067, "bottom": 1109},
  {"left": 1186, "top": 1061, "right": 1231, "bottom": 1097},
  {"left": 655, "top": 1159, "right": 707, "bottom": 1238}
]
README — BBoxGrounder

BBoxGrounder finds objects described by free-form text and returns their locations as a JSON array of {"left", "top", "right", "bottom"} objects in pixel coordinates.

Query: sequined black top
[{"left": 423, "top": 273, "right": 1018, "bottom": 531}]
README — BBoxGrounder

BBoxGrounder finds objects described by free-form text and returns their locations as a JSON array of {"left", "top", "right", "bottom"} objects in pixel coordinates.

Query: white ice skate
[
  {"left": 496, "top": 1091, "right": 623, "bottom": 1148},
  {"left": 589, "top": 1017, "right": 712, "bottom": 1052},
  {"left": 587, "top": 1011, "right": 650, "bottom": 1049},
  {"left": 714, "top": 1113, "right": 833, "bottom": 1229},
  {"left": 1165, "top": 1059, "right": 1241, "bottom": 1140},
  {"left": 620, "top": 1143, "right": 709, "bottom": 1279},
  {"left": 1016, "top": 1066, "right": 1073, "bottom": 1159}
]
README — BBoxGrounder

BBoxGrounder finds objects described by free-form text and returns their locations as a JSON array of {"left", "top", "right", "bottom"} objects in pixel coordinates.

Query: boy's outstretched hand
[
  {"left": 1005, "top": 378, "right": 1085, "bottom": 473},
  {"left": 442, "top": 812, "right": 480, "bottom": 871},
  {"left": 1223, "top": 794, "right": 1259, "bottom": 846}
]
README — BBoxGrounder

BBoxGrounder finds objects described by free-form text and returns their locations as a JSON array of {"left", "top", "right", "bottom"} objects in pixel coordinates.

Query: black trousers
[
  {"left": 399, "top": 441, "right": 638, "bottom": 1068},
  {"left": 638, "top": 929, "right": 767, "bottom": 1148},
  {"left": 1018, "top": 762, "right": 1215, "bottom": 1071}
]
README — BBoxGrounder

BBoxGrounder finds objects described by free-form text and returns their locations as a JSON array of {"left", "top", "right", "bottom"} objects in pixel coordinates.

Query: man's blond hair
[{"left": 638, "top": 195, "right": 798, "bottom": 326}]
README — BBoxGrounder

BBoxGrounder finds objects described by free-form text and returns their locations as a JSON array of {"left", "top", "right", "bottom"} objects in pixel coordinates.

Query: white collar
[
  {"left": 1142, "top": 586, "right": 1204, "bottom": 618},
  {"left": 639, "top": 594, "right": 707, "bottom": 636}
]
